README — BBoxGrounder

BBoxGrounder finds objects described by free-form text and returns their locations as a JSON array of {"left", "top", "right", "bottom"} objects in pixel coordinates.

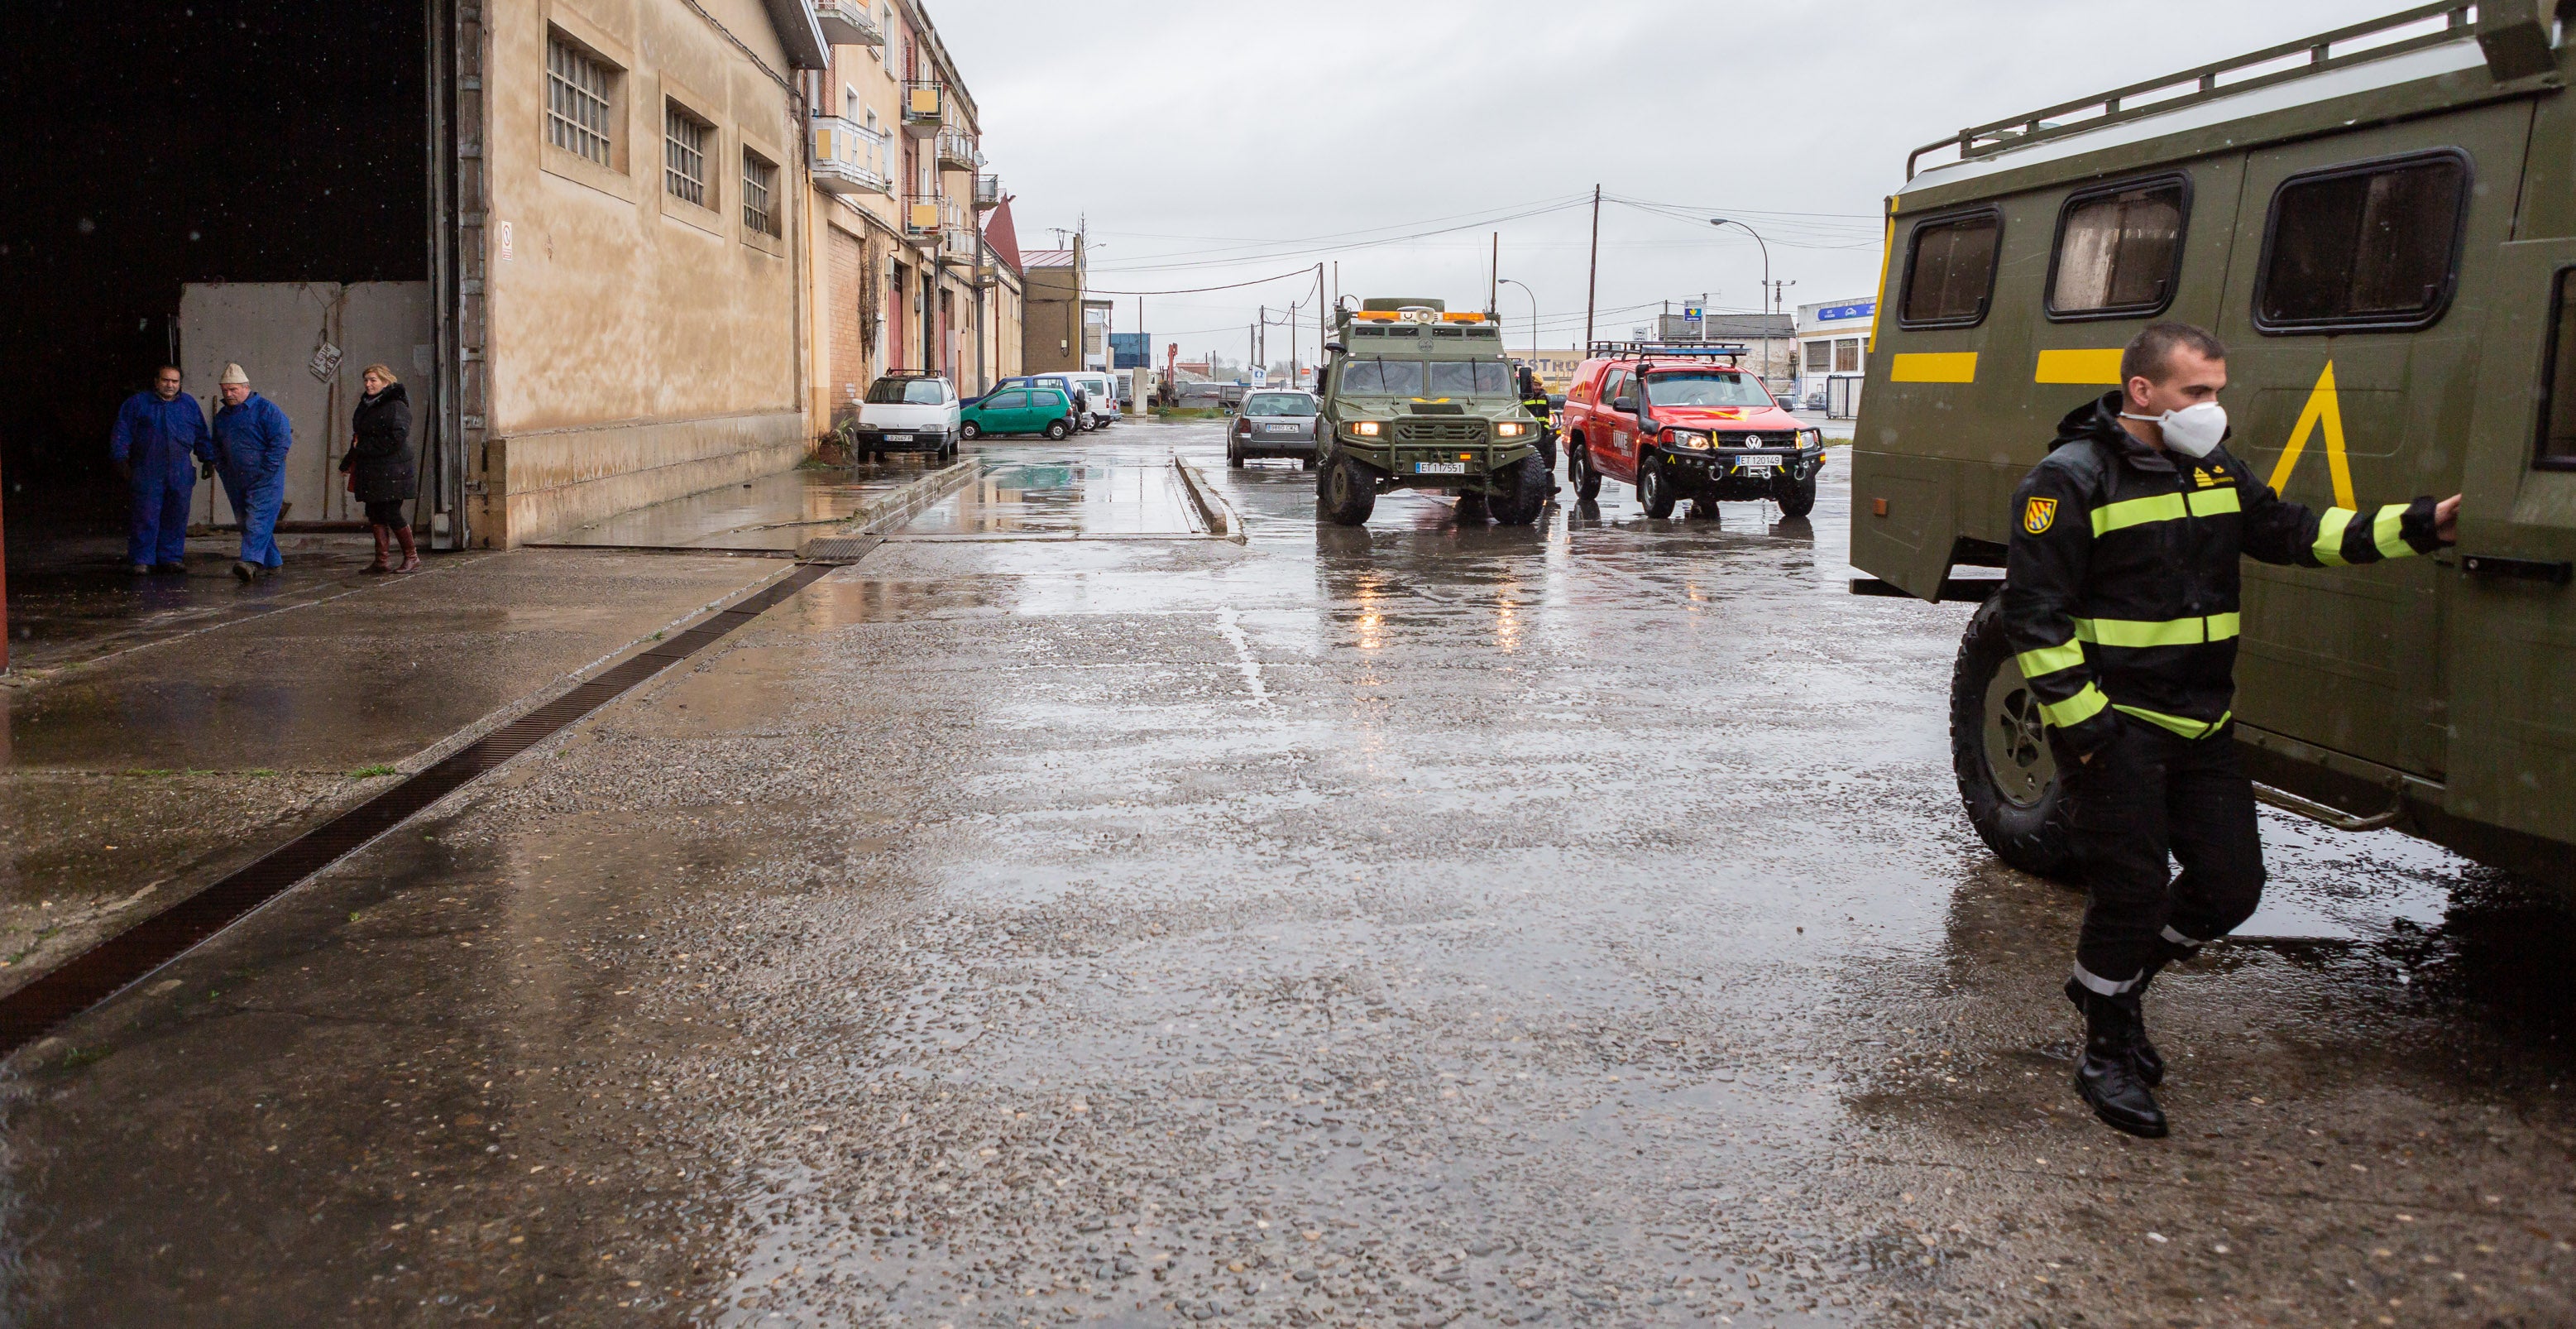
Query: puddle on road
[
  {"left": 548, "top": 463, "right": 939, "bottom": 550},
  {"left": 898, "top": 458, "right": 1199, "bottom": 539}
]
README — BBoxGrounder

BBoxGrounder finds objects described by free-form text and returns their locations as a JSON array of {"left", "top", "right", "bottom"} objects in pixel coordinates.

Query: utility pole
[
  {"left": 1582, "top": 184, "right": 1601, "bottom": 351},
  {"left": 1489, "top": 232, "right": 1498, "bottom": 315}
]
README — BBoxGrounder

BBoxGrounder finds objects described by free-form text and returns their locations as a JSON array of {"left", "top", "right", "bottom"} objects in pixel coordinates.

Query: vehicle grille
[
  {"left": 1722, "top": 430, "right": 1796, "bottom": 448},
  {"left": 1395, "top": 419, "right": 1487, "bottom": 444}
]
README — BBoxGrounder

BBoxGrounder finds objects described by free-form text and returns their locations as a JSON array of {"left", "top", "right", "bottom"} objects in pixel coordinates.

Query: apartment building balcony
[
  {"left": 812, "top": 0, "right": 883, "bottom": 47},
  {"left": 973, "top": 172, "right": 1003, "bottom": 210},
  {"left": 901, "top": 81, "right": 943, "bottom": 136},
  {"left": 942, "top": 224, "right": 981, "bottom": 261},
  {"left": 809, "top": 116, "right": 891, "bottom": 195},
  {"left": 935, "top": 127, "right": 982, "bottom": 172},
  {"left": 903, "top": 192, "right": 964, "bottom": 242}
]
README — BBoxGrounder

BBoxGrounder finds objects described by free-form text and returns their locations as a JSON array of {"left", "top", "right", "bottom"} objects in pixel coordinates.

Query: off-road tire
[
  {"left": 1689, "top": 497, "right": 1722, "bottom": 521},
  {"left": 1775, "top": 475, "right": 1818, "bottom": 519},
  {"left": 1044, "top": 420, "right": 1070, "bottom": 440},
  {"left": 1952, "top": 595, "right": 2076, "bottom": 879},
  {"left": 1490, "top": 455, "right": 1549, "bottom": 526},
  {"left": 960, "top": 421, "right": 983, "bottom": 441},
  {"left": 1320, "top": 452, "right": 1377, "bottom": 526},
  {"left": 1637, "top": 458, "right": 1678, "bottom": 519},
  {"left": 1568, "top": 439, "right": 1603, "bottom": 500}
]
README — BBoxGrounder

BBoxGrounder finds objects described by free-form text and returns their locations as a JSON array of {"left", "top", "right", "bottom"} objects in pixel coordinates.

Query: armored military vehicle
[
  {"left": 1848, "top": 2, "right": 2576, "bottom": 889},
  {"left": 1315, "top": 299, "right": 1548, "bottom": 526}
]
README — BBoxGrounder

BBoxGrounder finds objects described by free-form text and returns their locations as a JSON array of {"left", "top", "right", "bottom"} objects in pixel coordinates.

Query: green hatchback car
[{"left": 960, "top": 386, "right": 1075, "bottom": 440}]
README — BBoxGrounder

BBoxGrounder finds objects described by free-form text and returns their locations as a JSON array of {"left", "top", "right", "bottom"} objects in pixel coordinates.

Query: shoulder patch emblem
[{"left": 2023, "top": 496, "right": 2058, "bottom": 535}]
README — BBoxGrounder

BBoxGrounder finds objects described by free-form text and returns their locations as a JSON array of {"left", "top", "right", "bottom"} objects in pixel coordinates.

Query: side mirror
[
  {"left": 1324, "top": 341, "right": 1345, "bottom": 355},
  {"left": 1611, "top": 395, "right": 1638, "bottom": 415},
  {"left": 1545, "top": 393, "right": 1566, "bottom": 410}
]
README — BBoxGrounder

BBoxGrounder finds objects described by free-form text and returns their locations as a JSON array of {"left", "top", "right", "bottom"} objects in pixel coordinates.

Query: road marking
[{"left": 1213, "top": 607, "right": 1270, "bottom": 707}]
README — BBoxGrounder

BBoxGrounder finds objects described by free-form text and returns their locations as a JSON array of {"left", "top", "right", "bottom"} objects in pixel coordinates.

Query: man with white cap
[{"left": 211, "top": 362, "right": 294, "bottom": 581}]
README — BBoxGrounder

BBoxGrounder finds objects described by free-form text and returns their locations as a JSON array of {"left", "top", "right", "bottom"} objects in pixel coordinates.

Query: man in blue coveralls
[
  {"left": 212, "top": 362, "right": 294, "bottom": 582},
  {"left": 108, "top": 365, "right": 214, "bottom": 574}
]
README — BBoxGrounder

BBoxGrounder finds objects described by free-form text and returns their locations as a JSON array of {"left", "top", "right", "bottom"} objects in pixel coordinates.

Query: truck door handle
[{"left": 2459, "top": 554, "right": 2574, "bottom": 584}]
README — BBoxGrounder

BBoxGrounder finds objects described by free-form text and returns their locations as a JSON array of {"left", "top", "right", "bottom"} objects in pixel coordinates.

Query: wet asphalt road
[{"left": 6, "top": 423, "right": 2574, "bottom": 1327}]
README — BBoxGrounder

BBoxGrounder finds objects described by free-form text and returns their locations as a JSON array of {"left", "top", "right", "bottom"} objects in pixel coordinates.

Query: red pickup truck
[{"left": 1559, "top": 344, "right": 1826, "bottom": 518}]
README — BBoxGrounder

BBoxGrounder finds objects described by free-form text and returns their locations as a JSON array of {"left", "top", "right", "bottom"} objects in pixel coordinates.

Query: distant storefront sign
[{"left": 1816, "top": 300, "right": 1875, "bottom": 322}]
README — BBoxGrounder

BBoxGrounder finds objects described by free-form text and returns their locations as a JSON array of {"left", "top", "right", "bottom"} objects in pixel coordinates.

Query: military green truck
[
  {"left": 1848, "top": 1, "right": 2576, "bottom": 890},
  {"left": 1315, "top": 299, "right": 1549, "bottom": 526}
]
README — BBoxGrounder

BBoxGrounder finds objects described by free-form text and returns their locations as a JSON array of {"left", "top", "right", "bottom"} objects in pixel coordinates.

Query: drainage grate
[{"left": 0, "top": 560, "right": 842, "bottom": 1059}]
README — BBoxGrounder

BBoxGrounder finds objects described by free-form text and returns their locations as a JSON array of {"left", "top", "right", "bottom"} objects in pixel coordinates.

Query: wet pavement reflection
[
  {"left": 2, "top": 422, "right": 2569, "bottom": 1327},
  {"left": 547, "top": 463, "right": 947, "bottom": 552}
]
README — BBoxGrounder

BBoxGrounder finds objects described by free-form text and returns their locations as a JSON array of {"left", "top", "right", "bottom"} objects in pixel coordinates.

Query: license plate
[
  {"left": 883, "top": 434, "right": 912, "bottom": 443},
  {"left": 1414, "top": 462, "right": 1467, "bottom": 474},
  {"left": 1740, "top": 455, "right": 1778, "bottom": 473}
]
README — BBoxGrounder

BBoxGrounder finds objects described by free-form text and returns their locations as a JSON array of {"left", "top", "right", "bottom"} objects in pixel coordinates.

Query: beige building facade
[
  {"left": 464, "top": 0, "right": 832, "bottom": 546},
  {"left": 802, "top": 0, "right": 1017, "bottom": 426}
]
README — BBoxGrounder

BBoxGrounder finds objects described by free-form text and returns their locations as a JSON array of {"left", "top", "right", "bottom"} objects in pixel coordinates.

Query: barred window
[
  {"left": 1835, "top": 338, "right": 1860, "bottom": 372},
  {"left": 743, "top": 150, "right": 779, "bottom": 237},
  {"left": 665, "top": 103, "right": 710, "bottom": 208},
  {"left": 1803, "top": 341, "right": 1832, "bottom": 373},
  {"left": 546, "top": 34, "right": 615, "bottom": 166}
]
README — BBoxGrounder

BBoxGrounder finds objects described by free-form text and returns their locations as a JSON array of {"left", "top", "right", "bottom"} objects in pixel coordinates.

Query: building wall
[
  {"left": 472, "top": 0, "right": 808, "bottom": 545},
  {"left": 1022, "top": 263, "right": 1081, "bottom": 373}
]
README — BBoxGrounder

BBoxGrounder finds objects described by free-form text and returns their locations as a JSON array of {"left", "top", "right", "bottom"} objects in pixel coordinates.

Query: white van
[
  {"left": 850, "top": 372, "right": 960, "bottom": 462},
  {"left": 1069, "top": 371, "right": 1118, "bottom": 429}
]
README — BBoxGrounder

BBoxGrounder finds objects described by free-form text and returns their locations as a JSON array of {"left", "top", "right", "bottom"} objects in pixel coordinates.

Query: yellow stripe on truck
[
  {"left": 1889, "top": 352, "right": 1978, "bottom": 383},
  {"left": 2034, "top": 348, "right": 2125, "bottom": 385}
]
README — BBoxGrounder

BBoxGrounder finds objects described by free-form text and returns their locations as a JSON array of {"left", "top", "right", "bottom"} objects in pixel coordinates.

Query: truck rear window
[{"left": 1644, "top": 372, "right": 1772, "bottom": 407}]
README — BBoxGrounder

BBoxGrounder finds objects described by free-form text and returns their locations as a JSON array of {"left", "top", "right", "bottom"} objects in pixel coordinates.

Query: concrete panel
[{"left": 180, "top": 281, "right": 433, "bottom": 528}]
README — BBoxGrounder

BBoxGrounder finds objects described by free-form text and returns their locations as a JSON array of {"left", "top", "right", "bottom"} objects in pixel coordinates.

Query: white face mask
[{"left": 2120, "top": 401, "right": 2227, "bottom": 458}]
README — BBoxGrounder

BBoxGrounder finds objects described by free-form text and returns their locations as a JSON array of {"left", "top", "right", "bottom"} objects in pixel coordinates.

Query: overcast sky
[{"left": 933, "top": 0, "right": 2370, "bottom": 366}]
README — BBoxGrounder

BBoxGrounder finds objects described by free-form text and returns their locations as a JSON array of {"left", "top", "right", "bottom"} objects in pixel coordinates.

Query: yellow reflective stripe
[
  {"left": 2040, "top": 683, "right": 2109, "bottom": 728},
  {"left": 2015, "top": 641, "right": 2087, "bottom": 679},
  {"left": 2091, "top": 492, "right": 2186, "bottom": 535},
  {"left": 2314, "top": 507, "right": 2356, "bottom": 566},
  {"left": 1889, "top": 352, "right": 1978, "bottom": 383},
  {"left": 2114, "top": 704, "right": 2233, "bottom": 740},
  {"left": 2068, "top": 614, "right": 2240, "bottom": 647},
  {"left": 2186, "top": 486, "right": 2241, "bottom": 517},
  {"left": 2372, "top": 504, "right": 2412, "bottom": 560}
]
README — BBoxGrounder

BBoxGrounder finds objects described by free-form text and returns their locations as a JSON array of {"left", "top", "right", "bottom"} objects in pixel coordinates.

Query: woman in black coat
[{"left": 342, "top": 364, "right": 418, "bottom": 573}]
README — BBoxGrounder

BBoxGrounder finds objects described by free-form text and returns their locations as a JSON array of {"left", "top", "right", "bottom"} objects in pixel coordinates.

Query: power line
[{"left": 1086, "top": 266, "right": 1321, "bottom": 296}]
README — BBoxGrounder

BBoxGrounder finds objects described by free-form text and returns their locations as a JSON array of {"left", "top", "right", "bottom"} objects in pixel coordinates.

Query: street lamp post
[
  {"left": 1708, "top": 218, "right": 1774, "bottom": 387},
  {"left": 1496, "top": 277, "right": 1540, "bottom": 377}
]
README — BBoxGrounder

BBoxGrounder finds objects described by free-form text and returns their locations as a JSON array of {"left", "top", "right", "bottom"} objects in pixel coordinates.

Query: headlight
[
  {"left": 1800, "top": 427, "right": 1822, "bottom": 448},
  {"left": 1494, "top": 420, "right": 1530, "bottom": 439},
  {"left": 1664, "top": 429, "right": 1712, "bottom": 451},
  {"left": 1348, "top": 420, "right": 1382, "bottom": 438}
]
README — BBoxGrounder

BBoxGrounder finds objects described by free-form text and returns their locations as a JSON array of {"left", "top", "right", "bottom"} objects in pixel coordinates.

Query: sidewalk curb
[
  {"left": 1172, "top": 456, "right": 1247, "bottom": 544},
  {"left": 844, "top": 458, "right": 979, "bottom": 540}
]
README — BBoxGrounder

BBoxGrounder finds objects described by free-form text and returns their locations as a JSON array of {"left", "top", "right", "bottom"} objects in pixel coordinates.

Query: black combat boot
[{"left": 2066, "top": 980, "right": 2169, "bottom": 1138}]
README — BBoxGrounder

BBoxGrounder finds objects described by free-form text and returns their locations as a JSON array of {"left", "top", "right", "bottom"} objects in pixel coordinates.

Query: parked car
[
  {"left": 960, "top": 386, "right": 1076, "bottom": 440},
  {"left": 989, "top": 374, "right": 1090, "bottom": 428},
  {"left": 1068, "top": 372, "right": 1118, "bottom": 429},
  {"left": 1558, "top": 345, "right": 1825, "bottom": 518},
  {"left": 851, "top": 372, "right": 960, "bottom": 462},
  {"left": 1228, "top": 390, "right": 1320, "bottom": 469}
]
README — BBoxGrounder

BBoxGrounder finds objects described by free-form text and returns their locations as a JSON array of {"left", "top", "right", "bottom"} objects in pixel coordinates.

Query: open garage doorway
[{"left": 0, "top": 2, "right": 461, "bottom": 659}]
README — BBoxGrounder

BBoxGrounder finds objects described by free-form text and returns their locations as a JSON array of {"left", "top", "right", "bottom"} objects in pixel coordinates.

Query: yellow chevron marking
[{"left": 2263, "top": 362, "right": 2357, "bottom": 511}]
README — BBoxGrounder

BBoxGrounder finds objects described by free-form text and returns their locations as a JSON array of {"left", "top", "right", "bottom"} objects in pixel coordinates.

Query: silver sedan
[{"left": 1227, "top": 390, "right": 1320, "bottom": 469}]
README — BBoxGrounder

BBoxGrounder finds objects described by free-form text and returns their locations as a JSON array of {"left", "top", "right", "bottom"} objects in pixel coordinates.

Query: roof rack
[
  {"left": 1906, "top": 1, "right": 2496, "bottom": 180},
  {"left": 1587, "top": 342, "right": 1750, "bottom": 361}
]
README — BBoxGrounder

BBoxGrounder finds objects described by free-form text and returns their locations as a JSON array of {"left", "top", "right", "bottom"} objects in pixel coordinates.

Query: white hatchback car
[{"left": 851, "top": 372, "right": 960, "bottom": 462}]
